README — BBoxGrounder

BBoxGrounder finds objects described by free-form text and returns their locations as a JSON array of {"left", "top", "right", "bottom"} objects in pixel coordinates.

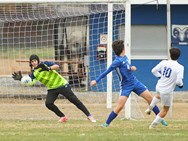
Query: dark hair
[
  {"left": 170, "top": 48, "right": 181, "bottom": 60},
  {"left": 29, "top": 54, "right": 40, "bottom": 66},
  {"left": 112, "top": 40, "right": 124, "bottom": 56}
]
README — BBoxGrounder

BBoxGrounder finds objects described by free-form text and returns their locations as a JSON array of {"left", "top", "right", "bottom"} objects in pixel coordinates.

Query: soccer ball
[{"left": 21, "top": 76, "right": 32, "bottom": 86}]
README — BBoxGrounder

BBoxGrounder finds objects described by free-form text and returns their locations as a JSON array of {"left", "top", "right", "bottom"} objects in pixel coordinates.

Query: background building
[{"left": 90, "top": 2, "right": 188, "bottom": 91}]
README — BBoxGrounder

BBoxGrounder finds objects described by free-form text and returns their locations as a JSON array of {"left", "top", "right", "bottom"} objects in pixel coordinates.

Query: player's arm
[
  {"left": 49, "top": 64, "right": 59, "bottom": 70},
  {"left": 176, "top": 66, "right": 184, "bottom": 88},
  {"left": 38, "top": 61, "right": 60, "bottom": 71},
  {"left": 12, "top": 70, "right": 36, "bottom": 86},
  {"left": 44, "top": 61, "right": 59, "bottom": 70},
  {"left": 12, "top": 71, "right": 22, "bottom": 81},
  {"left": 90, "top": 67, "right": 113, "bottom": 86},
  {"left": 151, "top": 61, "right": 162, "bottom": 78},
  {"left": 90, "top": 60, "right": 119, "bottom": 86}
]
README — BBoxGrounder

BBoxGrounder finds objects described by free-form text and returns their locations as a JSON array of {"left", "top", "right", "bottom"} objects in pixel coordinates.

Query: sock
[
  {"left": 106, "top": 111, "right": 118, "bottom": 125},
  {"left": 151, "top": 114, "right": 163, "bottom": 127},
  {"left": 149, "top": 96, "right": 160, "bottom": 110},
  {"left": 152, "top": 105, "right": 160, "bottom": 115}
]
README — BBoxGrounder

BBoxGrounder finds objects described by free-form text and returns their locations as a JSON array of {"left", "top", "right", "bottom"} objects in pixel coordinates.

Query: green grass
[{"left": 0, "top": 119, "right": 188, "bottom": 141}]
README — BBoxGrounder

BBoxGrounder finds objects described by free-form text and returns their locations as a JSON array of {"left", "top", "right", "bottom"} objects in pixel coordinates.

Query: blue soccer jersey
[{"left": 96, "top": 55, "right": 147, "bottom": 97}]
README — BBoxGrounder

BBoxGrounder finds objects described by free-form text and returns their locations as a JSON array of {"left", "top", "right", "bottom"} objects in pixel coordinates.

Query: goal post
[
  {"left": 1, "top": 0, "right": 128, "bottom": 4},
  {"left": 124, "top": 0, "right": 132, "bottom": 119},
  {"left": 0, "top": 0, "right": 144, "bottom": 120},
  {"left": 106, "top": 3, "right": 113, "bottom": 109}
]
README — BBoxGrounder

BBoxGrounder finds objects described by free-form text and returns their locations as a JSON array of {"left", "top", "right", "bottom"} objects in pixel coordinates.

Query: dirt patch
[
  {"left": 0, "top": 58, "right": 30, "bottom": 75},
  {"left": 0, "top": 93, "right": 188, "bottom": 121},
  {"left": 0, "top": 101, "right": 187, "bottom": 121}
]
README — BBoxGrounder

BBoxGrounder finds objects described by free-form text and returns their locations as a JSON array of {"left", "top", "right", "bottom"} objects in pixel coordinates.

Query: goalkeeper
[
  {"left": 90, "top": 40, "right": 167, "bottom": 127},
  {"left": 12, "top": 54, "right": 96, "bottom": 123}
]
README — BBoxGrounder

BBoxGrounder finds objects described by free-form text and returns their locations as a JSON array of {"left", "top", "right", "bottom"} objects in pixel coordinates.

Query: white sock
[
  {"left": 151, "top": 114, "right": 163, "bottom": 127},
  {"left": 149, "top": 96, "right": 160, "bottom": 110}
]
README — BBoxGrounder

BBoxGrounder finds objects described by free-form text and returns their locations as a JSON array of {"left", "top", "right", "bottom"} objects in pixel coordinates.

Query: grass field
[
  {"left": 0, "top": 119, "right": 188, "bottom": 141},
  {"left": 0, "top": 99, "right": 188, "bottom": 141}
]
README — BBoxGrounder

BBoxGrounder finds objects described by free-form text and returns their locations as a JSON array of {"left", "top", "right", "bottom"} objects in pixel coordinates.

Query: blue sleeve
[
  {"left": 29, "top": 70, "right": 35, "bottom": 80},
  {"left": 43, "top": 61, "right": 57, "bottom": 67},
  {"left": 96, "top": 59, "right": 120, "bottom": 83}
]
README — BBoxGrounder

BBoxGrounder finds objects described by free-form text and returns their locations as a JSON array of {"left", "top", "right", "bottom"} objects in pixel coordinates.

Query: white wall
[
  {"left": 119, "top": 25, "right": 168, "bottom": 59},
  {"left": 131, "top": 0, "right": 188, "bottom": 5},
  {"left": 1, "top": 0, "right": 188, "bottom": 4}
]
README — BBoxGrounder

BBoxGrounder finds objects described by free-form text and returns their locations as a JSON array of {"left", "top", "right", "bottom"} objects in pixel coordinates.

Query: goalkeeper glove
[
  {"left": 37, "top": 63, "right": 50, "bottom": 72},
  {"left": 12, "top": 71, "right": 22, "bottom": 81}
]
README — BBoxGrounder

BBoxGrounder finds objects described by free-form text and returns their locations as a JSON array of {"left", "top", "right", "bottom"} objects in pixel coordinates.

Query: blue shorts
[{"left": 120, "top": 81, "right": 147, "bottom": 97}]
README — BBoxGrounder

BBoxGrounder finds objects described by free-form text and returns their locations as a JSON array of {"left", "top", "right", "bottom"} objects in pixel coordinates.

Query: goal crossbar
[
  {"left": 0, "top": 0, "right": 127, "bottom": 4},
  {"left": 0, "top": 0, "right": 144, "bottom": 120}
]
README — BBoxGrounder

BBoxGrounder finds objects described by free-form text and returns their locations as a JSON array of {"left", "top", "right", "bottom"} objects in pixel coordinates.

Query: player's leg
[
  {"left": 101, "top": 86, "right": 131, "bottom": 127},
  {"left": 159, "top": 106, "right": 169, "bottom": 118},
  {"left": 45, "top": 89, "right": 68, "bottom": 122},
  {"left": 150, "top": 106, "right": 170, "bottom": 128},
  {"left": 140, "top": 90, "right": 160, "bottom": 114},
  {"left": 141, "top": 90, "right": 168, "bottom": 126},
  {"left": 145, "top": 94, "right": 160, "bottom": 115},
  {"left": 150, "top": 93, "right": 172, "bottom": 128},
  {"left": 101, "top": 95, "right": 128, "bottom": 127},
  {"left": 60, "top": 85, "right": 96, "bottom": 122},
  {"left": 134, "top": 82, "right": 168, "bottom": 126},
  {"left": 134, "top": 83, "right": 160, "bottom": 115}
]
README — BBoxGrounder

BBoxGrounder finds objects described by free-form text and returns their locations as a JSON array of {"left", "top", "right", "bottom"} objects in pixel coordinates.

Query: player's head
[
  {"left": 29, "top": 54, "right": 40, "bottom": 67},
  {"left": 112, "top": 40, "right": 124, "bottom": 56},
  {"left": 169, "top": 48, "right": 181, "bottom": 60}
]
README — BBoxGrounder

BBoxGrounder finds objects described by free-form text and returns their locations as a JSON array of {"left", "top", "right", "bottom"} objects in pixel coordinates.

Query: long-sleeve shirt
[
  {"left": 96, "top": 55, "right": 138, "bottom": 87},
  {"left": 30, "top": 61, "right": 68, "bottom": 90},
  {"left": 152, "top": 60, "right": 184, "bottom": 94}
]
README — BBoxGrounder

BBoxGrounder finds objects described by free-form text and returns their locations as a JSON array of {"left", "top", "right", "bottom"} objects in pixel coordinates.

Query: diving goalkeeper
[{"left": 12, "top": 54, "right": 96, "bottom": 123}]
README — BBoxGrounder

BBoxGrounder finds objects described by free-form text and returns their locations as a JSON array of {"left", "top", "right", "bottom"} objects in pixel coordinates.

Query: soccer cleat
[
  {"left": 101, "top": 123, "right": 109, "bottom": 128},
  {"left": 161, "top": 120, "right": 168, "bottom": 126},
  {"left": 87, "top": 115, "right": 96, "bottom": 123},
  {"left": 58, "top": 116, "right": 68, "bottom": 123},
  {"left": 145, "top": 108, "right": 151, "bottom": 115},
  {"left": 149, "top": 125, "right": 156, "bottom": 129}
]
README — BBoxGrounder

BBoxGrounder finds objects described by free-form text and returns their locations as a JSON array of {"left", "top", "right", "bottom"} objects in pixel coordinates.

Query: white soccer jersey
[{"left": 152, "top": 60, "right": 184, "bottom": 94}]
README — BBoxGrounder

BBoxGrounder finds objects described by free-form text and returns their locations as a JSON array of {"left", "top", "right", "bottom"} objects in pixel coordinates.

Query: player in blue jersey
[{"left": 90, "top": 40, "right": 167, "bottom": 127}]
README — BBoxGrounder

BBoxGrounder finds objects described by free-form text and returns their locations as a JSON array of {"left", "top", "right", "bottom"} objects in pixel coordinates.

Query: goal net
[{"left": 0, "top": 0, "right": 144, "bottom": 120}]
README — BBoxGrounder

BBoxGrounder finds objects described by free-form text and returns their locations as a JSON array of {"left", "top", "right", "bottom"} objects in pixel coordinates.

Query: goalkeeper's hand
[
  {"left": 37, "top": 63, "right": 50, "bottom": 72},
  {"left": 12, "top": 71, "right": 22, "bottom": 81}
]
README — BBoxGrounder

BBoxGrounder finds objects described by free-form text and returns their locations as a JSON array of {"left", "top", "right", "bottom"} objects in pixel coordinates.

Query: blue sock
[
  {"left": 153, "top": 105, "right": 160, "bottom": 115},
  {"left": 106, "top": 111, "right": 118, "bottom": 125}
]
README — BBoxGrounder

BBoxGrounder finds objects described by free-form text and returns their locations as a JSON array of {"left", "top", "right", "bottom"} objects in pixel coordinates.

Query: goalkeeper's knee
[{"left": 45, "top": 103, "right": 55, "bottom": 110}]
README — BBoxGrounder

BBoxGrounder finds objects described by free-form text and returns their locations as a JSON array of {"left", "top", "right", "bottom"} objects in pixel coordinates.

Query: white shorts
[{"left": 160, "top": 93, "right": 173, "bottom": 107}]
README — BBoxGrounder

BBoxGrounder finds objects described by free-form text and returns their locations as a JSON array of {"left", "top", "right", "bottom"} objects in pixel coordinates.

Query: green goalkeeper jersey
[{"left": 32, "top": 67, "right": 68, "bottom": 90}]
